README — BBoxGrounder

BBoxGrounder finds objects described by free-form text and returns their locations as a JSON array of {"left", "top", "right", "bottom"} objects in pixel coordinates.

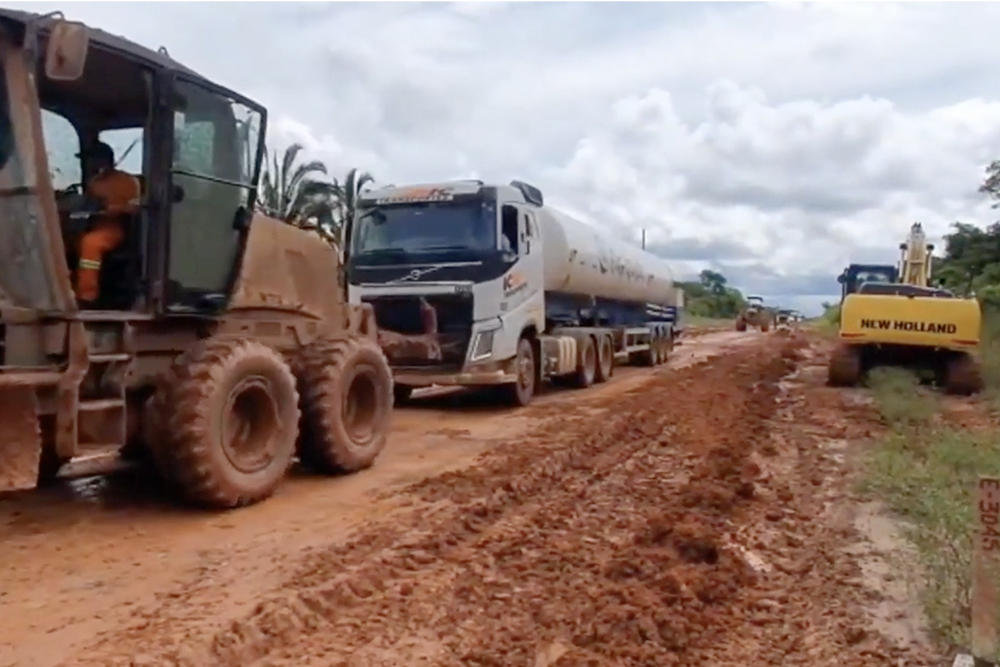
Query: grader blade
[{"left": 0, "top": 388, "right": 42, "bottom": 492}]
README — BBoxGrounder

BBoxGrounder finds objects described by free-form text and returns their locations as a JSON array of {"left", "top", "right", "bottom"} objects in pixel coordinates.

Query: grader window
[
  {"left": 166, "top": 79, "right": 263, "bottom": 311},
  {"left": 40, "top": 110, "right": 81, "bottom": 190}
]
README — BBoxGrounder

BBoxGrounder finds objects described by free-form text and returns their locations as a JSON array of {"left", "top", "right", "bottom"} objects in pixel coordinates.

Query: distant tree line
[{"left": 677, "top": 269, "right": 749, "bottom": 319}]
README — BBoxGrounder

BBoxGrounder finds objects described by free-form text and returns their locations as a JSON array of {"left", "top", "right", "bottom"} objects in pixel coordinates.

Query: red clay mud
[{"left": 5, "top": 332, "right": 939, "bottom": 667}]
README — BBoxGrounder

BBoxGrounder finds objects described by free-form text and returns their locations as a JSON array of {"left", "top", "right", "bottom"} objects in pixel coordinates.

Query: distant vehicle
[{"left": 735, "top": 295, "right": 773, "bottom": 332}]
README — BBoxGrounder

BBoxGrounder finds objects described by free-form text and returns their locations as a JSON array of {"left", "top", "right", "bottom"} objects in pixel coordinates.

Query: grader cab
[{"left": 0, "top": 10, "right": 394, "bottom": 508}]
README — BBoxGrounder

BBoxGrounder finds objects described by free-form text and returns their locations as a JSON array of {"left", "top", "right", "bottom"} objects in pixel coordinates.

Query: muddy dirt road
[{"left": 1, "top": 331, "right": 764, "bottom": 667}]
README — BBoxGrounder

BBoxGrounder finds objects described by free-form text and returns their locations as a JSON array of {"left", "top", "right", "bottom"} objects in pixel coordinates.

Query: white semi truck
[{"left": 344, "top": 179, "right": 684, "bottom": 406}]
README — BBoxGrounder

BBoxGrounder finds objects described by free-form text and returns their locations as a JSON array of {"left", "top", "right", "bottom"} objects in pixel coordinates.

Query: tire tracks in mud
[{"left": 74, "top": 336, "right": 807, "bottom": 667}]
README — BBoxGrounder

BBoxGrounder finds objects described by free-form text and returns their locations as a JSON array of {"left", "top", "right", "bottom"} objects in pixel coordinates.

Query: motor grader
[
  {"left": 828, "top": 223, "right": 982, "bottom": 394},
  {"left": 0, "top": 10, "right": 394, "bottom": 508},
  {"left": 735, "top": 295, "right": 772, "bottom": 332}
]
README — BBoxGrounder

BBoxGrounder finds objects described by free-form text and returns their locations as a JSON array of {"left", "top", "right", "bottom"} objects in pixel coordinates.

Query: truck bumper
[{"left": 394, "top": 361, "right": 517, "bottom": 387}]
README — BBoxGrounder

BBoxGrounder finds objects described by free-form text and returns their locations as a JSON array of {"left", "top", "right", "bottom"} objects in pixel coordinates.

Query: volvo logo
[{"left": 391, "top": 266, "right": 443, "bottom": 283}]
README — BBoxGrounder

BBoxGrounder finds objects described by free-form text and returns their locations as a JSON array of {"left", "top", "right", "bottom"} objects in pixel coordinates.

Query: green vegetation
[
  {"left": 854, "top": 160, "right": 1000, "bottom": 656},
  {"left": 677, "top": 270, "right": 749, "bottom": 319},
  {"left": 257, "top": 142, "right": 373, "bottom": 245},
  {"left": 861, "top": 367, "right": 1000, "bottom": 653}
]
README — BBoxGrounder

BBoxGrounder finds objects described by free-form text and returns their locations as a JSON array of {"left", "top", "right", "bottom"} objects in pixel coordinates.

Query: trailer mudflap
[{"left": 0, "top": 387, "right": 42, "bottom": 492}]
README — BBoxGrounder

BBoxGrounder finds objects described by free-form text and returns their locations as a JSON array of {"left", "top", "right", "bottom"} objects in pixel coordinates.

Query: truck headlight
[{"left": 470, "top": 330, "right": 494, "bottom": 361}]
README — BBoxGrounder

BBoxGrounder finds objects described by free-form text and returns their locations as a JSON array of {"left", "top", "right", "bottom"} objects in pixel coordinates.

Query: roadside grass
[{"left": 859, "top": 344, "right": 1000, "bottom": 654}]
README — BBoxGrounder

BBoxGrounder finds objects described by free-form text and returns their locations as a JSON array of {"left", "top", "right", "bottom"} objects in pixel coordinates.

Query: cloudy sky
[{"left": 15, "top": 1, "right": 1000, "bottom": 314}]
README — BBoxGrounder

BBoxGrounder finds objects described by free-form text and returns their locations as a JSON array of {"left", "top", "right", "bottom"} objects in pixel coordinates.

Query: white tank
[{"left": 538, "top": 207, "right": 676, "bottom": 306}]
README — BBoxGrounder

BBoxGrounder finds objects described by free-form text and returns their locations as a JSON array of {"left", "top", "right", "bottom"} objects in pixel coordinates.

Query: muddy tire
[
  {"left": 574, "top": 336, "right": 597, "bottom": 388},
  {"left": 760, "top": 322, "right": 770, "bottom": 333},
  {"left": 659, "top": 333, "right": 673, "bottom": 364},
  {"left": 501, "top": 336, "right": 536, "bottom": 407},
  {"left": 594, "top": 335, "right": 614, "bottom": 383},
  {"left": 944, "top": 353, "right": 984, "bottom": 396},
  {"left": 736, "top": 319, "right": 747, "bottom": 332},
  {"left": 828, "top": 343, "right": 862, "bottom": 387},
  {"left": 638, "top": 336, "right": 657, "bottom": 367},
  {"left": 151, "top": 337, "right": 300, "bottom": 509},
  {"left": 296, "top": 335, "right": 394, "bottom": 474}
]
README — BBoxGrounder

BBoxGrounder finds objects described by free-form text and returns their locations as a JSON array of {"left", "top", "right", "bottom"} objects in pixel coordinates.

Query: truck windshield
[{"left": 353, "top": 200, "right": 497, "bottom": 255}]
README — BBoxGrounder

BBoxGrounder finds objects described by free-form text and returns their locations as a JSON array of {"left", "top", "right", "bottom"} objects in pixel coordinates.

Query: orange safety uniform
[{"left": 76, "top": 169, "right": 141, "bottom": 303}]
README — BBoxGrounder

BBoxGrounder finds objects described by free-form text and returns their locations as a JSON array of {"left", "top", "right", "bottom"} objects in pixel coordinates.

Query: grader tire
[
  {"left": 297, "top": 335, "right": 393, "bottom": 474},
  {"left": 828, "top": 343, "right": 862, "bottom": 387},
  {"left": 736, "top": 319, "right": 748, "bottom": 332},
  {"left": 594, "top": 335, "right": 614, "bottom": 383},
  {"left": 151, "top": 337, "right": 300, "bottom": 509},
  {"left": 944, "top": 353, "right": 984, "bottom": 396}
]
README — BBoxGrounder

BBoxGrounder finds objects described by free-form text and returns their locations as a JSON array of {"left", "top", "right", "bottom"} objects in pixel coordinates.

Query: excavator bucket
[{"left": 0, "top": 387, "right": 42, "bottom": 492}]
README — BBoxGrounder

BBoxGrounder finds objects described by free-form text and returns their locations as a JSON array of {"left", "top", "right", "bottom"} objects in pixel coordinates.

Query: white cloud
[{"left": 10, "top": 0, "right": 1000, "bottom": 314}]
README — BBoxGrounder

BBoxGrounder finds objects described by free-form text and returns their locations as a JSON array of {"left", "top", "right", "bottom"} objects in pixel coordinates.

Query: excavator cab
[{"left": 837, "top": 264, "right": 898, "bottom": 302}]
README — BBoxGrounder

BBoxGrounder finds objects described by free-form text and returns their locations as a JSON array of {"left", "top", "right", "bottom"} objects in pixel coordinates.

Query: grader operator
[
  {"left": 0, "top": 10, "right": 394, "bottom": 508},
  {"left": 829, "top": 223, "right": 982, "bottom": 394}
]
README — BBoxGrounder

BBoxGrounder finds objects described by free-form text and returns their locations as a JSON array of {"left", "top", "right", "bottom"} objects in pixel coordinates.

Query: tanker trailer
[{"left": 346, "top": 179, "right": 680, "bottom": 406}]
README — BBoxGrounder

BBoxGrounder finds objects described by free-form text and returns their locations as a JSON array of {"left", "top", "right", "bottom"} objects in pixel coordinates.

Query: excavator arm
[{"left": 898, "top": 222, "right": 935, "bottom": 287}]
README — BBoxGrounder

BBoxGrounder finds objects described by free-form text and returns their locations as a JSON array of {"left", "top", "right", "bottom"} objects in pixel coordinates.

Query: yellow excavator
[{"left": 829, "top": 222, "right": 983, "bottom": 394}]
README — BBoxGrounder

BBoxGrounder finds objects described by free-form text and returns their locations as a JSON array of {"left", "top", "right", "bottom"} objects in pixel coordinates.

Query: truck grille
[{"left": 364, "top": 294, "right": 474, "bottom": 368}]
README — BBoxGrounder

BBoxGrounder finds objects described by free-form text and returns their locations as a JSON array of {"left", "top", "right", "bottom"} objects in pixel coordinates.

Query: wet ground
[{"left": 0, "top": 330, "right": 941, "bottom": 667}]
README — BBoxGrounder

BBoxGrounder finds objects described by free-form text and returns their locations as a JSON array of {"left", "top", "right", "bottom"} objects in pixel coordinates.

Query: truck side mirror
[{"left": 45, "top": 21, "right": 90, "bottom": 82}]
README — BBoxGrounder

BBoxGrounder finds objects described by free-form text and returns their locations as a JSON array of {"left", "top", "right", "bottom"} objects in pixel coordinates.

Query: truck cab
[{"left": 346, "top": 180, "right": 545, "bottom": 394}]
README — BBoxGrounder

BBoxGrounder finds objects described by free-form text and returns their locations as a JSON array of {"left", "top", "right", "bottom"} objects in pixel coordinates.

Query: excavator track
[{"left": 827, "top": 343, "right": 862, "bottom": 387}]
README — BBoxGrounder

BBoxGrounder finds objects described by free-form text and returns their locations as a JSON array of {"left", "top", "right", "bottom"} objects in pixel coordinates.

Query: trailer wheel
[
  {"left": 501, "top": 336, "right": 536, "bottom": 407},
  {"left": 297, "top": 335, "right": 394, "bottom": 473},
  {"left": 638, "top": 334, "right": 657, "bottom": 367},
  {"left": 658, "top": 333, "right": 673, "bottom": 365},
  {"left": 152, "top": 337, "right": 300, "bottom": 508},
  {"left": 594, "top": 335, "right": 614, "bottom": 383},
  {"left": 574, "top": 336, "right": 597, "bottom": 388}
]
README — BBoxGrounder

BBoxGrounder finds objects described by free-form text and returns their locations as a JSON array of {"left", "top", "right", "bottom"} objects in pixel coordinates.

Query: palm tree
[
  {"left": 330, "top": 167, "right": 375, "bottom": 236},
  {"left": 257, "top": 144, "right": 376, "bottom": 247},
  {"left": 257, "top": 142, "right": 337, "bottom": 227}
]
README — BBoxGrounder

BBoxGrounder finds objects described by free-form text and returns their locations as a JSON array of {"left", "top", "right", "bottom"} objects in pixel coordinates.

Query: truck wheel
[
  {"left": 574, "top": 336, "right": 597, "bottom": 388},
  {"left": 828, "top": 343, "right": 862, "bottom": 387},
  {"left": 944, "top": 353, "right": 984, "bottom": 396},
  {"left": 658, "top": 334, "right": 673, "bottom": 365},
  {"left": 639, "top": 336, "right": 657, "bottom": 367},
  {"left": 501, "top": 337, "right": 536, "bottom": 407},
  {"left": 594, "top": 335, "right": 614, "bottom": 383},
  {"left": 736, "top": 319, "right": 747, "bottom": 332},
  {"left": 297, "top": 335, "right": 393, "bottom": 474},
  {"left": 152, "top": 337, "right": 300, "bottom": 509}
]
